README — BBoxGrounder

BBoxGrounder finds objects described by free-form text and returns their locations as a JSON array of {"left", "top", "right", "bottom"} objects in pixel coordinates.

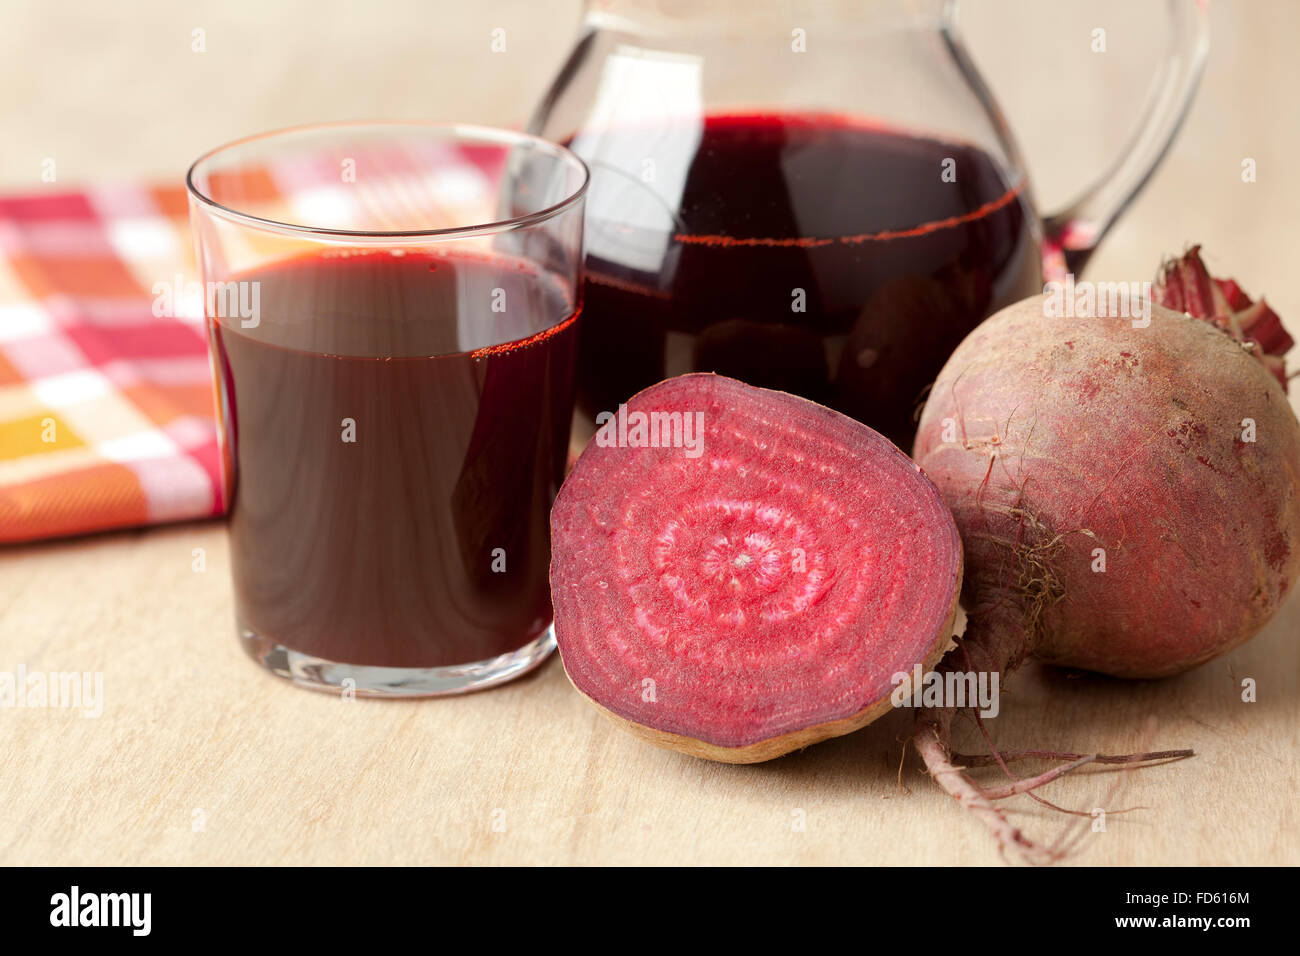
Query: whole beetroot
[{"left": 912, "top": 268, "right": 1300, "bottom": 861}]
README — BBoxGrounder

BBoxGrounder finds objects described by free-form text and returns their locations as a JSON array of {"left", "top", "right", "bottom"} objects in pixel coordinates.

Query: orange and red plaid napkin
[{"left": 0, "top": 185, "right": 222, "bottom": 543}]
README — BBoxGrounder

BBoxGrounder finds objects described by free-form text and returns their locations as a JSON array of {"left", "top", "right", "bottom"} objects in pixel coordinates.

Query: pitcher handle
[{"left": 1035, "top": 0, "right": 1210, "bottom": 276}]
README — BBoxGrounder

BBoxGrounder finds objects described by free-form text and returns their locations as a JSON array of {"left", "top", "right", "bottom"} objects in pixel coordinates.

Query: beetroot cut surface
[{"left": 550, "top": 373, "right": 962, "bottom": 762}]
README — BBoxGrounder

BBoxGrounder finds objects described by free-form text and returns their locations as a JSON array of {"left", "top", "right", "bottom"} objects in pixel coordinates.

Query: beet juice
[
  {"left": 210, "top": 248, "right": 578, "bottom": 670},
  {"left": 570, "top": 111, "right": 1043, "bottom": 445}
]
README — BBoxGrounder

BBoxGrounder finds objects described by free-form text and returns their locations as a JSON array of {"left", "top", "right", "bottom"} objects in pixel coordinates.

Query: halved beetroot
[{"left": 549, "top": 374, "right": 962, "bottom": 762}]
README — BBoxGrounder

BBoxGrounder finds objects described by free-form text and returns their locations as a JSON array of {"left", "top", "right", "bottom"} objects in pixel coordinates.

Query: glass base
[{"left": 238, "top": 624, "right": 556, "bottom": 697}]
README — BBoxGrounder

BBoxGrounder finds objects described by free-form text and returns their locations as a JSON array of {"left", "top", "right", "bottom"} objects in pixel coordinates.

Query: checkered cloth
[{"left": 0, "top": 186, "right": 222, "bottom": 543}]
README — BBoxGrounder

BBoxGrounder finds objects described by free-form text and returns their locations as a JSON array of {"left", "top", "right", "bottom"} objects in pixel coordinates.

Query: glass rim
[{"left": 185, "top": 120, "right": 590, "bottom": 242}]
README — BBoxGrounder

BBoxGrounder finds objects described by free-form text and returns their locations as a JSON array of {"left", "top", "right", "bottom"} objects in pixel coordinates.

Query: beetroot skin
[
  {"left": 912, "top": 288, "right": 1300, "bottom": 859},
  {"left": 550, "top": 373, "right": 962, "bottom": 763}
]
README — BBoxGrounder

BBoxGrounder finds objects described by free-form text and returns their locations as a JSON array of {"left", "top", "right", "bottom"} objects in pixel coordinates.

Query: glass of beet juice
[{"left": 186, "top": 123, "right": 588, "bottom": 695}]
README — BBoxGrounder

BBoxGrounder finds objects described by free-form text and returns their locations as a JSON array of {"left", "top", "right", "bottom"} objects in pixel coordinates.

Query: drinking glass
[{"left": 187, "top": 122, "right": 588, "bottom": 696}]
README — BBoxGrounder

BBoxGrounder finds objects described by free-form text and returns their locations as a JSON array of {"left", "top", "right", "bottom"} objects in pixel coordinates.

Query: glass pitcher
[{"left": 528, "top": 0, "right": 1208, "bottom": 446}]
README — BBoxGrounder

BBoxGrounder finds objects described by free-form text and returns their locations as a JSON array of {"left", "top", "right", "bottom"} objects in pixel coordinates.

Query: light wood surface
[{"left": 2, "top": 0, "right": 1298, "bottom": 865}]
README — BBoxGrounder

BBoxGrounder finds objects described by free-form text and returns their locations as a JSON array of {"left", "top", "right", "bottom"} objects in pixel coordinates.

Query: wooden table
[
  {"left": 3, "top": 518, "right": 1296, "bottom": 865},
  {"left": 2, "top": 0, "right": 1298, "bottom": 865}
]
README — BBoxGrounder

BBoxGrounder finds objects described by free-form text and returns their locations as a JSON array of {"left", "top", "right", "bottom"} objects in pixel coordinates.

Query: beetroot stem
[
  {"left": 980, "top": 754, "right": 1096, "bottom": 799},
  {"left": 917, "top": 606, "right": 1197, "bottom": 861},
  {"left": 914, "top": 711, "right": 1061, "bottom": 865},
  {"left": 949, "top": 748, "right": 1195, "bottom": 767}
]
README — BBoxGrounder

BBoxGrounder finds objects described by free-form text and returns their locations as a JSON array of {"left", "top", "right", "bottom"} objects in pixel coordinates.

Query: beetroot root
[
  {"left": 550, "top": 373, "right": 962, "bottom": 763},
  {"left": 912, "top": 288, "right": 1300, "bottom": 860}
]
